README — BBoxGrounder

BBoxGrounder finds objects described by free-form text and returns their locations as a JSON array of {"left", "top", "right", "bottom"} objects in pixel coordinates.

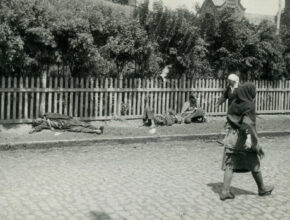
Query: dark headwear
[
  {"left": 227, "top": 82, "right": 256, "bottom": 127},
  {"left": 189, "top": 94, "right": 197, "bottom": 106},
  {"left": 189, "top": 94, "right": 195, "bottom": 99}
]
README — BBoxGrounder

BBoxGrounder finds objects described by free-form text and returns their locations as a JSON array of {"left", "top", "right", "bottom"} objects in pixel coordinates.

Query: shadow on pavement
[
  {"left": 89, "top": 211, "right": 112, "bottom": 220},
  {"left": 207, "top": 182, "right": 256, "bottom": 196}
]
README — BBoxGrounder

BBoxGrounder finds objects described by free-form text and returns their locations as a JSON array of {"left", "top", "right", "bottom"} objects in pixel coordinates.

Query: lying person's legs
[
  {"left": 75, "top": 121, "right": 103, "bottom": 130},
  {"left": 143, "top": 105, "right": 155, "bottom": 127},
  {"left": 67, "top": 126, "right": 104, "bottom": 134}
]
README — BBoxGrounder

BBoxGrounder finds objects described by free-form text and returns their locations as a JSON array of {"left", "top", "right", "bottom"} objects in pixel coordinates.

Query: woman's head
[
  {"left": 189, "top": 94, "right": 196, "bottom": 104},
  {"left": 227, "top": 74, "right": 239, "bottom": 88}
]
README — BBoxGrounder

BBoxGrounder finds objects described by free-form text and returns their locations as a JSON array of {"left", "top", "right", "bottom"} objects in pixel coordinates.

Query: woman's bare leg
[
  {"left": 252, "top": 171, "right": 274, "bottom": 196},
  {"left": 220, "top": 166, "right": 235, "bottom": 200}
]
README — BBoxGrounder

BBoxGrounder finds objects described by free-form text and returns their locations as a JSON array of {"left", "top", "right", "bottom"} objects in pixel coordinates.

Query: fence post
[
  {"left": 118, "top": 74, "right": 123, "bottom": 116},
  {"left": 40, "top": 72, "right": 47, "bottom": 117},
  {"left": 182, "top": 74, "right": 186, "bottom": 110}
]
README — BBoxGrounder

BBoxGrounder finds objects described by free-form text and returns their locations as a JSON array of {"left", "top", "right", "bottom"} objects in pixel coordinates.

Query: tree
[
  {"left": 281, "top": 0, "right": 290, "bottom": 78},
  {"left": 199, "top": 9, "right": 286, "bottom": 79}
]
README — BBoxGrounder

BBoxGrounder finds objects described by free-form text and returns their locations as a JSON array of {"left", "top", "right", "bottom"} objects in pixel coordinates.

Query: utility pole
[{"left": 276, "top": 0, "right": 282, "bottom": 35}]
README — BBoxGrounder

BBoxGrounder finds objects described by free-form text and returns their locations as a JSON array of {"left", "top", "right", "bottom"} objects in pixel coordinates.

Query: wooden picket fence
[{"left": 0, "top": 76, "right": 290, "bottom": 124}]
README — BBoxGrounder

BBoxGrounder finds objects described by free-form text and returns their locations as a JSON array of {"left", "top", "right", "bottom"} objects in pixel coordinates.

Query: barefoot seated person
[
  {"left": 30, "top": 113, "right": 104, "bottom": 134},
  {"left": 180, "top": 94, "right": 205, "bottom": 124},
  {"left": 220, "top": 83, "right": 274, "bottom": 201}
]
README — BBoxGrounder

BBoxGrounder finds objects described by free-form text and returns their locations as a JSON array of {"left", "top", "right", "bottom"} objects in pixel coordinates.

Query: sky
[{"left": 156, "top": 0, "right": 285, "bottom": 16}]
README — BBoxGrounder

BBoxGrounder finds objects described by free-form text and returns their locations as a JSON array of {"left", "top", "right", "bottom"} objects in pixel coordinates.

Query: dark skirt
[{"left": 221, "top": 127, "right": 260, "bottom": 173}]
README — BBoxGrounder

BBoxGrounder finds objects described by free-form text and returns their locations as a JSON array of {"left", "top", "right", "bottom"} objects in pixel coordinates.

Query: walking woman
[{"left": 220, "top": 83, "right": 274, "bottom": 200}]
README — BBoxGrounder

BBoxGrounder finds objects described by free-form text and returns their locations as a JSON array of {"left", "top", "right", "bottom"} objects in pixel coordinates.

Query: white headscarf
[{"left": 228, "top": 74, "right": 239, "bottom": 89}]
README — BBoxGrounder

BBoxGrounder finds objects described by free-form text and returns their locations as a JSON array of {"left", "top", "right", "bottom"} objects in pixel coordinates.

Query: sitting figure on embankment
[
  {"left": 30, "top": 113, "right": 104, "bottom": 134},
  {"left": 180, "top": 94, "right": 206, "bottom": 124}
]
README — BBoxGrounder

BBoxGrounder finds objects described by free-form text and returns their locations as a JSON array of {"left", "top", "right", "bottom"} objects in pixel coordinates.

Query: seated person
[
  {"left": 180, "top": 94, "right": 206, "bottom": 124},
  {"left": 30, "top": 113, "right": 104, "bottom": 134}
]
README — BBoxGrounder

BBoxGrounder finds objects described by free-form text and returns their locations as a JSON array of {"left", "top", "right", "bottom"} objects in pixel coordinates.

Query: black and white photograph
[{"left": 0, "top": 0, "right": 289, "bottom": 219}]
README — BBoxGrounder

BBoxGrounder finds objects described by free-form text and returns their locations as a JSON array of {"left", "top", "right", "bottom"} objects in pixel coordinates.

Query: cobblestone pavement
[{"left": 0, "top": 137, "right": 289, "bottom": 220}]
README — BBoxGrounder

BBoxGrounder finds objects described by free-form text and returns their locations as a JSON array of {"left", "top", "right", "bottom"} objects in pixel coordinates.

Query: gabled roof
[
  {"left": 212, "top": 0, "right": 226, "bottom": 7},
  {"left": 211, "top": 0, "right": 245, "bottom": 11}
]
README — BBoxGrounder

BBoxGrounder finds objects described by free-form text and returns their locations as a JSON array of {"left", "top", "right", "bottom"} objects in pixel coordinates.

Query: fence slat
[
  {"left": 89, "top": 78, "right": 94, "bottom": 118},
  {"left": 19, "top": 77, "right": 23, "bottom": 120},
  {"left": 85, "top": 78, "right": 89, "bottom": 118},
  {"left": 109, "top": 78, "right": 113, "bottom": 117},
  {"left": 6, "top": 77, "right": 11, "bottom": 120},
  {"left": 64, "top": 77, "right": 69, "bottom": 115},
  {"left": 69, "top": 78, "right": 73, "bottom": 116},
  {"left": 29, "top": 77, "right": 35, "bottom": 118},
  {"left": 47, "top": 78, "right": 52, "bottom": 113},
  {"left": 99, "top": 78, "right": 104, "bottom": 117},
  {"left": 114, "top": 78, "right": 118, "bottom": 117},
  {"left": 165, "top": 79, "right": 169, "bottom": 113},
  {"left": 162, "top": 79, "right": 166, "bottom": 114},
  {"left": 74, "top": 78, "right": 79, "bottom": 117},
  {"left": 35, "top": 77, "right": 40, "bottom": 117},
  {"left": 1, "top": 77, "right": 5, "bottom": 120},
  {"left": 136, "top": 78, "right": 141, "bottom": 116},
  {"left": 80, "top": 78, "right": 84, "bottom": 117},
  {"left": 12, "top": 77, "right": 17, "bottom": 120},
  {"left": 59, "top": 77, "right": 64, "bottom": 115},
  {"left": 24, "top": 77, "right": 29, "bottom": 119},
  {"left": 132, "top": 78, "right": 136, "bottom": 116},
  {"left": 118, "top": 76, "right": 123, "bottom": 117},
  {"left": 103, "top": 78, "right": 108, "bottom": 116},
  {"left": 153, "top": 78, "right": 157, "bottom": 114},
  {"left": 95, "top": 78, "right": 99, "bottom": 118},
  {"left": 150, "top": 78, "right": 154, "bottom": 114}
]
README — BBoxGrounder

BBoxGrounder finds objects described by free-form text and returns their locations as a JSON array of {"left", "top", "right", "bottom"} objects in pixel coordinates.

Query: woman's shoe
[
  {"left": 220, "top": 192, "right": 235, "bottom": 201},
  {"left": 258, "top": 185, "right": 274, "bottom": 196}
]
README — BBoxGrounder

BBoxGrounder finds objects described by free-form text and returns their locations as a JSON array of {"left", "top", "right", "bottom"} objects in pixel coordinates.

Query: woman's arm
[
  {"left": 240, "top": 117, "right": 264, "bottom": 158},
  {"left": 181, "top": 102, "right": 189, "bottom": 114}
]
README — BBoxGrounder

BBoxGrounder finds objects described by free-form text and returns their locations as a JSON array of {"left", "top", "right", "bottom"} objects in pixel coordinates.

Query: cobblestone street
[{"left": 0, "top": 137, "right": 289, "bottom": 220}]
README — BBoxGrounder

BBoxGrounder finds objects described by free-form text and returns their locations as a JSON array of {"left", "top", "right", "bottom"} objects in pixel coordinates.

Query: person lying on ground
[
  {"left": 143, "top": 105, "right": 182, "bottom": 127},
  {"left": 180, "top": 94, "right": 206, "bottom": 124},
  {"left": 142, "top": 95, "right": 182, "bottom": 127},
  {"left": 220, "top": 82, "right": 274, "bottom": 201},
  {"left": 30, "top": 113, "right": 104, "bottom": 134},
  {"left": 152, "top": 109, "right": 182, "bottom": 127}
]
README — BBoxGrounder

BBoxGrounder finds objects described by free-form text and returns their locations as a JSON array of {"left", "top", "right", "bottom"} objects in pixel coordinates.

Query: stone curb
[{"left": 1, "top": 130, "right": 290, "bottom": 151}]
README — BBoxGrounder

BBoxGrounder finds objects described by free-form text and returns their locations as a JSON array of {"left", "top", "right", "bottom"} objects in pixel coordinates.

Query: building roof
[
  {"left": 212, "top": 0, "right": 225, "bottom": 7},
  {"left": 211, "top": 0, "right": 245, "bottom": 10}
]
